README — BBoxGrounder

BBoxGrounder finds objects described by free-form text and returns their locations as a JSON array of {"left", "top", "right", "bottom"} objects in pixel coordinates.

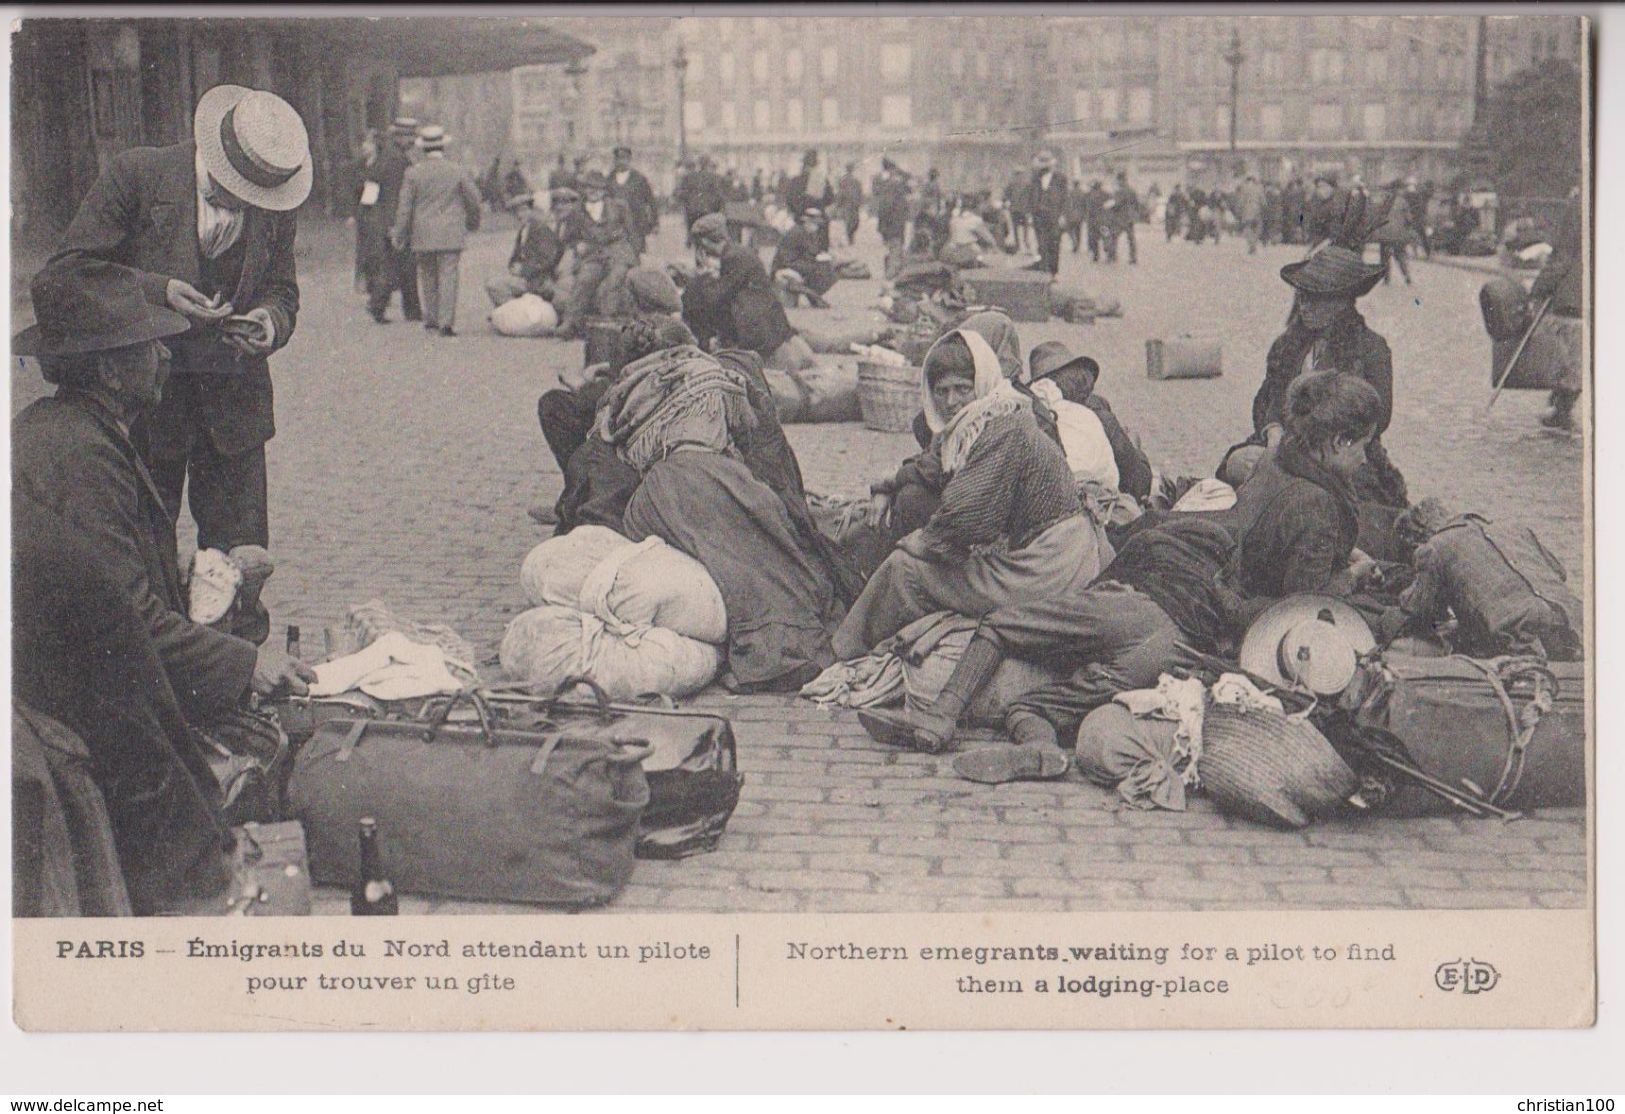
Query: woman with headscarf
[
  {"left": 613, "top": 345, "right": 842, "bottom": 693},
  {"left": 830, "top": 323, "right": 1105, "bottom": 661}
]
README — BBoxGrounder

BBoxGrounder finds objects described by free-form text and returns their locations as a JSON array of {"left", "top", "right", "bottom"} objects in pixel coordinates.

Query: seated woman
[
  {"left": 1218, "top": 370, "right": 1387, "bottom": 625},
  {"left": 610, "top": 346, "right": 843, "bottom": 692},
  {"left": 1026, "top": 340, "right": 1154, "bottom": 501},
  {"left": 682, "top": 213, "right": 818, "bottom": 372},
  {"left": 831, "top": 325, "right": 1107, "bottom": 662}
]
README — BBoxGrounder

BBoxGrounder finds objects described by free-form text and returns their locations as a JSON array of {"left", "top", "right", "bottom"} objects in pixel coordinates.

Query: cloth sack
[
  {"left": 521, "top": 528, "right": 728, "bottom": 644},
  {"left": 763, "top": 358, "right": 863, "bottom": 424},
  {"left": 1075, "top": 702, "right": 1188, "bottom": 811},
  {"left": 1029, "top": 381, "right": 1120, "bottom": 489},
  {"left": 490, "top": 293, "right": 559, "bottom": 337},
  {"left": 500, "top": 605, "right": 722, "bottom": 700},
  {"left": 892, "top": 611, "right": 1069, "bottom": 727}
]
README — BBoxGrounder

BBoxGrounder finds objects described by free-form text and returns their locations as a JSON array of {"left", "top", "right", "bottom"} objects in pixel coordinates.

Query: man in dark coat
[
  {"left": 1028, "top": 151, "right": 1069, "bottom": 278},
  {"left": 485, "top": 192, "right": 567, "bottom": 306},
  {"left": 1164, "top": 184, "right": 1188, "bottom": 242},
  {"left": 835, "top": 163, "right": 864, "bottom": 246},
  {"left": 1529, "top": 193, "right": 1584, "bottom": 431},
  {"left": 786, "top": 149, "right": 837, "bottom": 252},
  {"left": 1083, "top": 179, "right": 1110, "bottom": 262},
  {"left": 772, "top": 207, "right": 839, "bottom": 307},
  {"left": 1106, "top": 171, "right": 1141, "bottom": 265},
  {"left": 607, "top": 145, "right": 659, "bottom": 257},
  {"left": 682, "top": 213, "right": 814, "bottom": 370},
  {"left": 557, "top": 171, "right": 639, "bottom": 335},
  {"left": 875, "top": 159, "right": 913, "bottom": 278},
  {"left": 50, "top": 84, "right": 308, "bottom": 646},
  {"left": 361, "top": 118, "right": 423, "bottom": 323},
  {"left": 1302, "top": 172, "right": 1346, "bottom": 248}
]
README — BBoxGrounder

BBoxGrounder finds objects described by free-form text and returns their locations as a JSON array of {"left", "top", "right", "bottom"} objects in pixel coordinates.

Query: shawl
[
  {"left": 1275, "top": 436, "right": 1361, "bottom": 560},
  {"left": 920, "top": 324, "right": 1032, "bottom": 477},
  {"left": 919, "top": 311, "right": 1024, "bottom": 435},
  {"left": 596, "top": 345, "right": 755, "bottom": 473}
]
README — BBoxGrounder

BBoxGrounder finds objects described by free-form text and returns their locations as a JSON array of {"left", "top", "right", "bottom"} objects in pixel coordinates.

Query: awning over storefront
[{"left": 306, "top": 16, "right": 594, "bottom": 78}]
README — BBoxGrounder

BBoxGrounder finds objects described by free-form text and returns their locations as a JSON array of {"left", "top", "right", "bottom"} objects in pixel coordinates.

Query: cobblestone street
[{"left": 11, "top": 215, "right": 1588, "bottom": 916}]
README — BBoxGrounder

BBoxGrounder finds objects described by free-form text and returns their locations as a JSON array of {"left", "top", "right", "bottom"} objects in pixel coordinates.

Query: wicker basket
[
  {"left": 857, "top": 361, "right": 921, "bottom": 433},
  {"left": 1199, "top": 703, "right": 1359, "bottom": 829}
]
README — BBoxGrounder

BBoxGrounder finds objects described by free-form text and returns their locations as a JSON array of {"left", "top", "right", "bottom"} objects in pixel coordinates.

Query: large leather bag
[
  {"left": 483, "top": 679, "right": 743, "bottom": 860},
  {"left": 286, "top": 689, "right": 651, "bottom": 907},
  {"left": 1351, "top": 655, "right": 1586, "bottom": 815},
  {"left": 1146, "top": 336, "right": 1223, "bottom": 380}
]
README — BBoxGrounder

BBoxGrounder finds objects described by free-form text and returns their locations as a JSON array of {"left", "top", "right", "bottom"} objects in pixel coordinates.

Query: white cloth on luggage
[
  {"left": 499, "top": 605, "right": 721, "bottom": 700},
  {"left": 1028, "top": 381, "right": 1119, "bottom": 489},
  {"left": 309, "top": 631, "right": 463, "bottom": 701}
]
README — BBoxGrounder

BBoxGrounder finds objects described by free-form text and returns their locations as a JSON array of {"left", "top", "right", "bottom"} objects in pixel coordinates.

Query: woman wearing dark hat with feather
[{"left": 1249, "top": 242, "right": 1408, "bottom": 508}]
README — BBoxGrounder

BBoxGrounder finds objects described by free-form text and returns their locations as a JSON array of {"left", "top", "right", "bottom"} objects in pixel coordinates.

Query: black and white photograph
[{"left": 5, "top": 6, "right": 1599, "bottom": 1042}]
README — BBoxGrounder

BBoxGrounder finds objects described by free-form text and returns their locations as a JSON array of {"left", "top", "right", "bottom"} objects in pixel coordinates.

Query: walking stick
[{"left": 1486, "top": 294, "right": 1554, "bottom": 412}]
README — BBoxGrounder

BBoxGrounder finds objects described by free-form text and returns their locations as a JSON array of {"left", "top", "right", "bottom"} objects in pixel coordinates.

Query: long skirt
[
  {"left": 831, "top": 513, "right": 1108, "bottom": 660},
  {"left": 624, "top": 450, "right": 839, "bottom": 692}
]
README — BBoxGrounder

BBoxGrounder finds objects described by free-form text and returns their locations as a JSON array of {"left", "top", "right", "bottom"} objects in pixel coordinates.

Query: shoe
[
  {"left": 424, "top": 321, "right": 437, "bottom": 331},
  {"left": 227, "top": 546, "right": 275, "bottom": 647},
  {"left": 405, "top": 313, "right": 423, "bottom": 323},
  {"left": 527, "top": 503, "right": 559, "bottom": 526},
  {"left": 370, "top": 310, "right": 390, "bottom": 324},
  {"left": 952, "top": 743, "right": 1070, "bottom": 784},
  {"left": 857, "top": 707, "right": 956, "bottom": 754},
  {"left": 440, "top": 326, "right": 456, "bottom": 337},
  {"left": 1541, "top": 410, "right": 1575, "bottom": 432}
]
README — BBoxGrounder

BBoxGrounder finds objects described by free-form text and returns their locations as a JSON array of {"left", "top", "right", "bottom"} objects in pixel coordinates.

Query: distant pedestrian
[
  {"left": 875, "top": 158, "right": 913, "bottom": 278},
  {"left": 1234, "top": 174, "right": 1265, "bottom": 254},
  {"left": 1028, "top": 151, "right": 1068, "bottom": 277},
  {"left": 835, "top": 163, "right": 864, "bottom": 246},
  {"left": 391, "top": 125, "right": 482, "bottom": 336},
  {"left": 557, "top": 170, "right": 638, "bottom": 336},
  {"left": 364, "top": 118, "right": 424, "bottom": 324},
  {"left": 1164, "top": 184, "right": 1188, "bottom": 242},
  {"left": 1083, "top": 179, "right": 1109, "bottom": 261},
  {"left": 1064, "top": 181, "right": 1087, "bottom": 254},
  {"left": 607, "top": 145, "right": 658, "bottom": 257}
]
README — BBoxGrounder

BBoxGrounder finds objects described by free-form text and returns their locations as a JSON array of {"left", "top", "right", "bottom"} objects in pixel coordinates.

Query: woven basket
[
  {"left": 1199, "top": 703, "right": 1359, "bottom": 829},
  {"left": 857, "top": 361, "right": 921, "bottom": 433}
]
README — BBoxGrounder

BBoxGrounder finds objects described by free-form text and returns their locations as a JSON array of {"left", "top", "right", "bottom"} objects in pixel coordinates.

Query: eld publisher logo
[{"left": 1434, "top": 958, "right": 1500, "bottom": 994}]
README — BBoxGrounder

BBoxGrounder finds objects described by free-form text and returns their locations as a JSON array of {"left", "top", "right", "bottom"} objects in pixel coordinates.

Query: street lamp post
[
  {"left": 1223, "top": 27, "right": 1246, "bottom": 155},
  {"left": 673, "top": 44, "right": 689, "bottom": 164}
]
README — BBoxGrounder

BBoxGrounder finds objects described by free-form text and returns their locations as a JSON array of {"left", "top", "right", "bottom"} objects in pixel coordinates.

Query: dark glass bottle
[
  {"left": 351, "top": 817, "right": 399, "bottom": 916},
  {"left": 285, "top": 624, "right": 302, "bottom": 660}
]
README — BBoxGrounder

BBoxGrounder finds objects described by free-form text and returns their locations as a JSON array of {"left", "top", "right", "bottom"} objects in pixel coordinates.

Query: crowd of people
[{"left": 12, "top": 84, "right": 1586, "bottom": 916}]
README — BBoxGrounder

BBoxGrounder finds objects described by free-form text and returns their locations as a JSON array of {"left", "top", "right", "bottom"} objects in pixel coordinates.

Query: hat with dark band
[
  {"left": 194, "top": 85, "right": 312, "bottom": 212},
  {"left": 1027, "top": 340, "right": 1101, "bottom": 386},
  {"left": 691, "top": 212, "right": 729, "bottom": 243},
  {"left": 389, "top": 116, "right": 421, "bottom": 137},
  {"left": 416, "top": 125, "right": 448, "bottom": 152},
  {"left": 14, "top": 259, "right": 190, "bottom": 360},
  {"left": 1279, "top": 244, "right": 1385, "bottom": 298}
]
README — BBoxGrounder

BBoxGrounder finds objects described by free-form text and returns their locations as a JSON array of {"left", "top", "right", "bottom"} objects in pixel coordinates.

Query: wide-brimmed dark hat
[
  {"left": 579, "top": 170, "right": 609, "bottom": 192},
  {"left": 14, "top": 259, "right": 190, "bottom": 358},
  {"left": 195, "top": 84, "right": 312, "bottom": 211},
  {"left": 1280, "top": 244, "right": 1385, "bottom": 298},
  {"left": 1028, "top": 340, "right": 1101, "bottom": 385}
]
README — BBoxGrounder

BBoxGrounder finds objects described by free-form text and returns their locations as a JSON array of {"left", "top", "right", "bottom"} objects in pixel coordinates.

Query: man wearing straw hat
[
  {"left": 391, "top": 124, "right": 483, "bottom": 336},
  {"left": 51, "top": 84, "right": 310, "bottom": 646}
]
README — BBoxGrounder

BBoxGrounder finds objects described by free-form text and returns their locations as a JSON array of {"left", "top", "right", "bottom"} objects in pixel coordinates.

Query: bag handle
[
  {"left": 529, "top": 735, "right": 654, "bottom": 776},
  {"left": 632, "top": 691, "right": 679, "bottom": 711},
  {"left": 423, "top": 687, "right": 499, "bottom": 747},
  {"left": 545, "top": 675, "right": 618, "bottom": 722}
]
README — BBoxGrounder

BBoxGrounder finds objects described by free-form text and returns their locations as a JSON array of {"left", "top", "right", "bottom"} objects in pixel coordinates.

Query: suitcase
[
  {"left": 1146, "top": 337, "right": 1223, "bottom": 380},
  {"left": 285, "top": 688, "right": 651, "bottom": 907},
  {"left": 483, "top": 679, "right": 744, "bottom": 860},
  {"left": 963, "top": 271, "right": 1053, "bottom": 322},
  {"left": 1352, "top": 655, "right": 1586, "bottom": 815}
]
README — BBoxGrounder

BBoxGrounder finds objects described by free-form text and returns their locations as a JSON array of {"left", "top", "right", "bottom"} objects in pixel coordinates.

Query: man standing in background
[
  {"left": 363, "top": 117, "right": 423, "bottom": 325},
  {"left": 607, "top": 145, "right": 659, "bottom": 257},
  {"left": 1028, "top": 150, "right": 1068, "bottom": 278},
  {"left": 835, "top": 162, "right": 864, "bottom": 247},
  {"left": 391, "top": 125, "right": 482, "bottom": 337}
]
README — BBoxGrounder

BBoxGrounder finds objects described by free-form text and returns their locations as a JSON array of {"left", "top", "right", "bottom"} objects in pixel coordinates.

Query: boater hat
[
  {"left": 194, "top": 85, "right": 312, "bottom": 212},
  {"left": 1238, "top": 594, "right": 1376, "bottom": 697},
  {"left": 14, "top": 259, "right": 190, "bottom": 359},
  {"left": 1279, "top": 244, "right": 1385, "bottom": 299},
  {"left": 416, "top": 125, "right": 449, "bottom": 152}
]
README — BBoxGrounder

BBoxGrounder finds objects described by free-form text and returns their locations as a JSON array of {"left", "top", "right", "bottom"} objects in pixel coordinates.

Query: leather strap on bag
[{"left": 1457, "top": 655, "right": 1559, "bottom": 806}]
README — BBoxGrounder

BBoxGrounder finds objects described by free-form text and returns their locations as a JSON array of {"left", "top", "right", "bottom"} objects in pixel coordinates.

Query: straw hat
[
  {"left": 1237, "top": 594, "right": 1376, "bottom": 697},
  {"left": 194, "top": 85, "right": 311, "bottom": 212},
  {"left": 416, "top": 125, "right": 449, "bottom": 152}
]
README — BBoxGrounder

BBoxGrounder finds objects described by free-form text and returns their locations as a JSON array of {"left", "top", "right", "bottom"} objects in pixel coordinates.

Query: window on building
[
  {"left": 686, "top": 50, "right": 705, "bottom": 84},
  {"left": 1073, "top": 88, "right": 1093, "bottom": 122},
  {"left": 951, "top": 98, "right": 964, "bottom": 126},
  {"left": 752, "top": 49, "right": 768, "bottom": 83},
  {"left": 1310, "top": 48, "right": 1345, "bottom": 83},
  {"left": 720, "top": 101, "right": 737, "bottom": 130},
  {"left": 786, "top": 98, "right": 803, "bottom": 129},
  {"left": 820, "top": 45, "right": 838, "bottom": 82},
  {"left": 1310, "top": 101, "right": 1341, "bottom": 139},
  {"left": 1215, "top": 103, "right": 1231, "bottom": 139},
  {"left": 1362, "top": 103, "right": 1386, "bottom": 139},
  {"left": 1261, "top": 49, "right": 1284, "bottom": 82},
  {"left": 1260, "top": 103, "right": 1284, "bottom": 139},
  {"left": 881, "top": 42, "right": 912, "bottom": 83},
  {"left": 786, "top": 47, "right": 803, "bottom": 82},
  {"left": 1128, "top": 87, "right": 1152, "bottom": 125},
  {"left": 1098, "top": 87, "right": 1120, "bottom": 122},
  {"left": 822, "top": 96, "right": 840, "bottom": 127},
  {"left": 976, "top": 51, "right": 990, "bottom": 79},
  {"left": 753, "top": 97, "right": 770, "bottom": 130},
  {"left": 1365, "top": 50, "right": 1387, "bottom": 84},
  {"left": 720, "top": 51, "right": 735, "bottom": 92},
  {"left": 685, "top": 100, "right": 706, "bottom": 132},
  {"left": 951, "top": 47, "right": 965, "bottom": 77},
  {"left": 1100, "top": 28, "right": 1122, "bottom": 63},
  {"left": 881, "top": 93, "right": 912, "bottom": 127}
]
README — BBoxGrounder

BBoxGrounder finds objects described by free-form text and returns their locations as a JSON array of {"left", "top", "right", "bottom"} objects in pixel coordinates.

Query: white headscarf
[{"left": 921, "top": 327, "right": 1029, "bottom": 476}]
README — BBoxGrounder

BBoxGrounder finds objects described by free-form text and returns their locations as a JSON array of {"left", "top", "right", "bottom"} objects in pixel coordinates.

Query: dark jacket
[
  {"left": 1255, "top": 312, "right": 1394, "bottom": 437},
  {"left": 1220, "top": 443, "right": 1360, "bottom": 624},
  {"left": 360, "top": 145, "right": 412, "bottom": 257},
  {"left": 12, "top": 392, "right": 259, "bottom": 721},
  {"left": 1029, "top": 170, "right": 1069, "bottom": 232},
  {"left": 1303, "top": 187, "right": 1347, "bottom": 244},
  {"left": 562, "top": 198, "right": 638, "bottom": 266},
  {"left": 607, "top": 167, "right": 659, "bottom": 248},
  {"left": 50, "top": 142, "right": 300, "bottom": 460},
  {"left": 1530, "top": 202, "right": 1583, "bottom": 319},
  {"left": 786, "top": 170, "right": 836, "bottom": 220},
  {"left": 875, "top": 174, "right": 912, "bottom": 241},
  {"left": 681, "top": 241, "right": 795, "bottom": 357},
  {"left": 13, "top": 488, "right": 231, "bottom": 914},
  {"left": 771, "top": 226, "right": 836, "bottom": 295},
  {"left": 1085, "top": 393, "right": 1153, "bottom": 501},
  {"left": 509, "top": 212, "right": 566, "bottom": 290}
]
